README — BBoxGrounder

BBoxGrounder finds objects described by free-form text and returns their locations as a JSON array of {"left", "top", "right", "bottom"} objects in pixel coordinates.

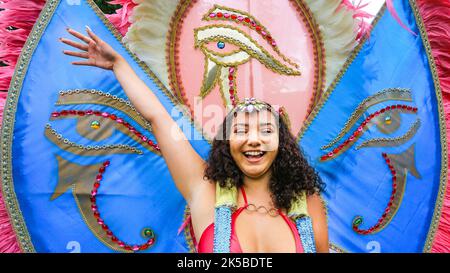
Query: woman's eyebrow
[{"left": 259, "top": 122, "right": 274, "bottom": 127}]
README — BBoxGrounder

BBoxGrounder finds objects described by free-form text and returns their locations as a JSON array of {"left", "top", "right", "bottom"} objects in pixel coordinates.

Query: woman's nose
[{"left": 247, "top": 129, "right": 261, "bottom": 146}]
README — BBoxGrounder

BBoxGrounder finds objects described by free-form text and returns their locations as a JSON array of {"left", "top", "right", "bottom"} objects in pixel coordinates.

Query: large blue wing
[
  {"left": 300, "top": 0, "right": 446, "bottom": 253},
  {"left": 1, "top": 0, "right": 210, "bottom": 253}
]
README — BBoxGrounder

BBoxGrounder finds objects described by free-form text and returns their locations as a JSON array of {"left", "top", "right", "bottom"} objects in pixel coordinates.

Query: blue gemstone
[{"left": 217, "top": 41, "right": 225, "bottom": 49}]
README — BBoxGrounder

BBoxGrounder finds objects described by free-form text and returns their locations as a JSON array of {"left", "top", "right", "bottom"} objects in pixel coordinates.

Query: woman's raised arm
[{"left": 60, "top": 26, "right": 207, "bottom": 203}]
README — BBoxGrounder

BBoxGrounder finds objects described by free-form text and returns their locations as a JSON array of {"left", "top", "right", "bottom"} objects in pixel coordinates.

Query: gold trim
[
  {"left": 194, "top": 24, "right": 301, "bottom": 75},
  {"left": 409, "top": 0, "right": 449, "bottom": 253},
  {"left": 168, "top": 0, "right": 326, "bottom": 137},
  {"left": 297, "top": 5, "right": 388, "bottom": 141},
  {"left": 321, "top": 88, "right": 413, "bottom": 150},
  {"left": 356, "top": 119, "right": 421, "bottom": 149},
  {"left": 0, "top": 0, "right": 62, "bottom": 253}
]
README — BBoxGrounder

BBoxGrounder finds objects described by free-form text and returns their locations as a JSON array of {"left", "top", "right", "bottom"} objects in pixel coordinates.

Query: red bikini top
[{"left": 189, "top": 187, "right": 304, "bottom": 253}]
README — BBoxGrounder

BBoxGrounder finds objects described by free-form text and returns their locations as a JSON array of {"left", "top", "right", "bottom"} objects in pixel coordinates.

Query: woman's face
[{"left": 229, "top": 110, "right": 279, "bottom": 179}]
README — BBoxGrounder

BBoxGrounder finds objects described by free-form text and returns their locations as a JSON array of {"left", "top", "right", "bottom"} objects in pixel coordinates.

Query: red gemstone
[
  {"left": 148, "top": 140, "right": 154, "bottom": 146},
  {"left": 333, "top": 148, "right": 340, "bottom": 154},
  {"left": 101, "top": 224, "right": 108, "bottom": 231},
  {"left": 86, "top": 110, "right": 94, "bottom": 115},
  {"left": 147, "top": 238, "right": 155, "bottom": 245},
  {"left": 386, "top": 106, "right": 391, "bottom": 110},
  {"left": 244, "top": 17, "right": 250, "bottom": 23},
  {"left": 94, "top": 211, "right": 100, "bottom": 219},
  {"left": 320, "top": 155, "right": 328, "bottom": 161},
  {"left": 51, "top": 112, "right": 60, "bottom": 118},
  {"left": 380, "top": 109, "right": 386, "bottom": 113},
  {"left": 231, "top": 14, "right": 237, "bottom": 20},
  {"left": 103, "top": 160, "right": 110, "bottom": 167},
  {"left": 106, "top": 230, "right": 113, "bottom": 237},
  {"left": 94, "top": 182, "right": 100, "bottom": 189},
  {"left": 96, "top": 174, "right": 103, "bottom": 181},
  {"left": 110, "top": 114, "right": 117, "bottom": 120},
  {"left": 69, "top": 110, "right": 77, "bottom": 115},
  {"left": 94, "top": 111, "right": 102, "bottom": 116},
  {"left": 90, "top": 196, "right": 96, "bottom": 203},
  {"left": 255, "top": 26, "right": 262, "bottom": 32},
  {"left": 61, "top": 110, "right": 68, "bottom": 116},
  {"left": 112, "top": 236, "right": 118, "bottom": 243},
  {"left": 407, "top": 106, "right": 413, "bottom": 111},
  {"left": 229, "top": 89, "right": 234, "bottom": 95},
  {"left": 217, "top": 12, "right": 223, "bottom": 17},
  {"left": 402, "top": 105, "right": 407, "bottom": 109},
  {"left": 124, "top": 246, "right": 132, "bottom": 251},
  {"left": 228, "top": 75, "right": 233, "bottom": 81},
  {"left": 91, "top": 190, "right": 97, "bottom": 197},
  {"left": 99, "top": 166, "right": 105, "bottom": 173},
  {"left": 139, "top": 244, "right": 149, "bottom": 251},
  {"left": 77, "top": 111, "right": 85, "bottom": 116}
]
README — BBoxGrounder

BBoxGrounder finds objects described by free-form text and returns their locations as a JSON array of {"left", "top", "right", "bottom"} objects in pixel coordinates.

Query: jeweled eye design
[
  {"left": 45, "top": 89, "right": 160, "bottom": 252},
  {"left": 319, "top": 88, "right": 422, "bottom": 235},
  {"left": 194, "top": 5, "right": 301, "bottom": 107}
]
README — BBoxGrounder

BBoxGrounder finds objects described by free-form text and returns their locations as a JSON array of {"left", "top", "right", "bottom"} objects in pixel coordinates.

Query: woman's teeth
[{"left": 243, "top": 151, "right": 265, "bottom": 158}]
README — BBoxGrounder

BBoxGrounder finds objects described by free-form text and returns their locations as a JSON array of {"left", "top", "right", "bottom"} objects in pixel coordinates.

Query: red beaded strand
[
  {"left": 90, "top": 160, "right": 156, "bottom": 251},
  {"left": 208, "top": 12, "right": 278, "bottom": 48},
  {"left": 352, "top": 153, "right": 398, "bottom": 235},
  {"left": 50, "top": 110, "right": 160, "bottom": 151},
  {"left": 320, "top": 104, "right": 418, "bottom": 162}
]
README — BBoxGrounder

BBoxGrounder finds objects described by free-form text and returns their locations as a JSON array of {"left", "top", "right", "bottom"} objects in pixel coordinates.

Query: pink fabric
[
  {"left": 174, "top": 0, "right": 319, "bottom": 139},
  {"left": 416, "top": 0, "right": 450, "bottom": 253},
  {"left": 189, "top": 187, "right": 304, "bottom": 253},
  {"left": 105, "top": 0, "right": 138, "bottom": 36}
]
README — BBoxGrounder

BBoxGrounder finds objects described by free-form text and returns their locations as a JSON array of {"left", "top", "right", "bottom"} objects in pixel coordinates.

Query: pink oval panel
[{"left": 168, "top": 0, "right": 325, "bottom": 139}]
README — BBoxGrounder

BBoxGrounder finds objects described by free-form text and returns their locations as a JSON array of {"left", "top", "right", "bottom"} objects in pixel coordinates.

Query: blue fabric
[
  {"left": 299, "top": 0, "right": 443, "bottom": 252},
  {"left": 7, "top": 0, "right": 445, "bottom": 253},
  {"left": 10, "top": 0, "right": 210, "bottom": 252}
]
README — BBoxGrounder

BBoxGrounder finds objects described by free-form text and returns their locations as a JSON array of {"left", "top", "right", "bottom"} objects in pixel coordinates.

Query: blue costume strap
[
  {"left": 296, "top": 216, "right": 317, "bottom": 253},
  {"left": 213, "top": 206, "right": 233, "bottom": 253}
]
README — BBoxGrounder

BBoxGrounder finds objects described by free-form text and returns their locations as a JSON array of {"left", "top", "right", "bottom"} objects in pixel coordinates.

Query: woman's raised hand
[{"left": 60, "top": 26, "right": 121, "bottom": 70}]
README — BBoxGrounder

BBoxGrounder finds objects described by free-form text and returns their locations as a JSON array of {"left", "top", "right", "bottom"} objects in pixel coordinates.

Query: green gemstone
[
  {"left": 90, "top": 120, "right": 101, "bottom": 129},
  {"left": 353, "top": 216, "right": 363, "bottom": 226},
  {"left": 142, "top": 228, "right": 155, "bottom": 239}
]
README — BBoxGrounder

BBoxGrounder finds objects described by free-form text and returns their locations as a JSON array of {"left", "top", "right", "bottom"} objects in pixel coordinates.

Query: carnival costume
[{"left": 0, "top": 0, "right": 449, "bottom": 253}]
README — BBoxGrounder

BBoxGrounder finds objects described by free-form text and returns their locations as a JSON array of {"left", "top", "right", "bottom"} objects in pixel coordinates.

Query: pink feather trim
[
  {"left": 417, "top": 0, "right": 450, "bottom": 253},
  {"left": 0, "top": 91, "right": 21, "bottom": 253},
  {"left": 339, "top": 0, "right": 374, "bottom": 41},
  {"left": 104, "top": 0, "right": 138, "bottom": 36},
  {"left": 0, "top": 0, "right": 46, "bottom": 253}
]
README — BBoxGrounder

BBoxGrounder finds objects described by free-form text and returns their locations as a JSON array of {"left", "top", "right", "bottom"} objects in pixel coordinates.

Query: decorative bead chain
[
  {"left": 90, "top": 160, "right": 156, "bottom": 252},
  {"left": 320, "top": 104, "right": 418, "bottom": 162},
  {"left": 45, "top": 124, "right": 142, "bottom": 154},
  {"left": 228, "top": 67, "right": 237, "bottom": 106},
  {"left": 207, "top": 10, "right": 299, "bottom": 70},
  {"left": 58, "top": 89, "right": 153, "bottom": 131},
  {"left": 50, "top": 110, "right": 160, "bottom": 152},
  {"left": 352, "top": 153, "right": 398, "bottom": 235}
]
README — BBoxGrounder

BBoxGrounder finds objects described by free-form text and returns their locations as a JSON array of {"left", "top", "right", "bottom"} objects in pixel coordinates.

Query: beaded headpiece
[{"left": 234, "top": 97, "right": 273, "bottom": 113}]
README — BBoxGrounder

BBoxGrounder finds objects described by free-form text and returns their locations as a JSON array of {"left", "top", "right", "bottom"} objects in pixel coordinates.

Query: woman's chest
[{"left": 234, "top": 211, "right": 297, "bottom": 253}]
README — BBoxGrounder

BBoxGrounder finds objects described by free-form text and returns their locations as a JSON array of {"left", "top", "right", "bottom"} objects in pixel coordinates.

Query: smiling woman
[{"left": 59, "top": 26, "right": 328, "bottom": 253}]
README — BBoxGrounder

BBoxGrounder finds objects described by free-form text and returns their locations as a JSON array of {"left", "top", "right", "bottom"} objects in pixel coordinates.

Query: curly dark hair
[{"left": 204, "top": 102, "right": 325, "bottom": 211}]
